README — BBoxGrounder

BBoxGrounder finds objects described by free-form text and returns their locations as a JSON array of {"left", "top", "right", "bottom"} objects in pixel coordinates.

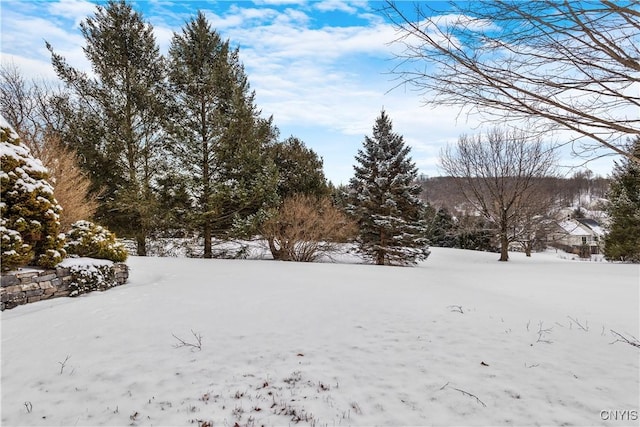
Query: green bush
[
  {"left": 1, "top": 118, "right": 65, "bottom": 271},
  {"left": 64, "top": 220, "right": 128, "bottom": 262}
]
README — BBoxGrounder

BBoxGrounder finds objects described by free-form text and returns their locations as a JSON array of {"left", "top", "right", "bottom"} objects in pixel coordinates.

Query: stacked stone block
[{"left": 1, "top": 263, "right": 128, "bottom": 310}]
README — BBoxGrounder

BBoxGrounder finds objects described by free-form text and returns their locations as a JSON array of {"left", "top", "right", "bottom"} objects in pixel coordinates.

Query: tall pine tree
[
  {"left": 167, "top": 12, "right": 278, "bottom": 256},
  {"left": 604, "top": 137, "right": 640, "bottom": 262},
  {"left": 46, "top": 0, "right": 166, "bottom": 255},
  {"left": 348, "top": 110, "right": 430, "bottom": 266}
]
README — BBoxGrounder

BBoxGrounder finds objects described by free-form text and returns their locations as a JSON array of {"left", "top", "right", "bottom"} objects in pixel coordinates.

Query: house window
[{"left": 582, "top": 236, "right": 587, "bottom": 244}]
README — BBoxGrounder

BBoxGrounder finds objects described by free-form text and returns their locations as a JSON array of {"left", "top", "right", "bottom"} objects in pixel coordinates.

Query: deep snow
[{"left": 1, "top": 248, "right": 638, "bottom": 426}]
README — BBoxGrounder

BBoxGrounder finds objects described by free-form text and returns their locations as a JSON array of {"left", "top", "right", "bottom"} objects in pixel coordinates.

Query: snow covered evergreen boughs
[
  {"left": 348, "top": 110, "right": 430, "bottom": 266},
  {"left": 1, "top": 115, "right": 65, "bottom": 271},
  {"left": 64, "top": 220, "right": 128, "bottom": 262}
]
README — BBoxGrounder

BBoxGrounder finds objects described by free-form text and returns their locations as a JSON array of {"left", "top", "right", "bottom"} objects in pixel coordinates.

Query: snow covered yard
[{"left": 1, "top": 248, "right": 638, "bottom": 427}]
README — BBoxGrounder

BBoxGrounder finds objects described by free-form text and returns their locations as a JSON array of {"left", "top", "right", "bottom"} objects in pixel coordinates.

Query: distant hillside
[{"left": 417, "top": 174, "right": 610, "bottom": 215}]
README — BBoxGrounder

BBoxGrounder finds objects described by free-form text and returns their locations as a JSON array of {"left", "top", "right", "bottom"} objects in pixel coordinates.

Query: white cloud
[
  {"left": 314, "top": 0, "right": 358, "bottom": 14},
  {"left": 0, "top": 1, "right": 616, "bottom": 183},
  {"left": 252, "top": 0, "right": 307, "bottom": 5},
  {"left": 47, "top": 0, "right": 97, "bottom": 28}
]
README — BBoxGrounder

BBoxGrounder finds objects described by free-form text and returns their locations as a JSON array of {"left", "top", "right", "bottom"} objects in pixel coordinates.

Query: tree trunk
[
  {"left": 499, "top": 214, "right": 509, "bottom": 261},
  {"left": 268, "top": 237, "right": 290, "bottom": 261},
  {"left": 499, "top": 234, "right": 509, "bottom": 261},
  {"left": 203, "top": 221, "right": 212, "bottom": 259},
  {"left": 136, "top": 233, "right": 146, "bottom": 256},
  {"left": 376, "top": 230, "right": 386, "bottom": 265}
]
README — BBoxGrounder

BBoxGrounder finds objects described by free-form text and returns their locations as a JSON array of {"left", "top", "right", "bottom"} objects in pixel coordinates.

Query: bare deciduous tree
[
  {"left": 440, "top": 127, "right": 558, "bottom": 261},
  {"left": 384, "top": 1, "right": 640, "bottom": 165},
  {"left": 1, "top": 63, "right": 98, "bottom": 230}
]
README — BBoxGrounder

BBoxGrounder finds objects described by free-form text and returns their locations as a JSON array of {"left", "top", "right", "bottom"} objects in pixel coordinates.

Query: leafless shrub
[
  {"left": 38, "top": 134, "right": 98, "bottom": 231},
  {"left": 262, "top": 195, "right": 357, "bottom": 262}
]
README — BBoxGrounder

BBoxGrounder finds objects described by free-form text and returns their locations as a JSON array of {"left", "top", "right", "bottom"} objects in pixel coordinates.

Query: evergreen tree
[
  {"left": 167, "top": 12, "right": 278, "bottom": 255},
  {"left": 428, "top": 207, "right": 457, "bottom": 248},
  {"left": 604, "top": 137, "right": 640, "bottom": 262},
  {"left": 269, "top": 136, "right": 329, "bottom": 200},
  {"left": 1, "top": 117, "right": 65, "bottom": 271},
  {"left": 348, "top": 110, "right": 430, "bottom": 266},
  {"left": 46, "top": 0, "right": 166, "bottom": 255}
]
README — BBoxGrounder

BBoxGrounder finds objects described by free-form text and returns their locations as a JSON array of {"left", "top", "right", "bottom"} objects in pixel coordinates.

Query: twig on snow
[
  {"left": 536, "top": 321, "right": 553, "bottom": 344},
  {"left": 448, "top": 305, "right": 464, "bottom": 314},
  {"left": 609, "top": 330, "right": 640, "bottom": 349},
  {"left": 567, "top": 316, "right": 589, "bottom": 331},
  {"left": 440, "top": 382, "right": 487, "bottom": 407},
  {"left": 172, "top": 330, "right": 203, "bottom": 351},
  {"left": 58, "top": 355, "right": 71, "bottom": 375}
]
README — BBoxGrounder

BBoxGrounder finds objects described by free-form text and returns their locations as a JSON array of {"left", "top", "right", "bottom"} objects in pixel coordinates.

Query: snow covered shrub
[
  {"left": 68, "top": 263, "right": 119, "bottom": 297},
  {"left": 262, "top": 195, "right": 357, "bottom": 262},
  {"left": 64, "top": 220, "right": 128, "bottom": 262},
  {"left": 1, "top": 116, "right": 65, "bottom": 271}
]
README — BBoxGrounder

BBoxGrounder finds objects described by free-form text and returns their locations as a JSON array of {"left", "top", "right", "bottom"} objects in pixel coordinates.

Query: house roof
[
  {"left": 558, "top": 220, "right": 591, "bottom": 236},
  {"left": 577, "top": 218, "right": 606, "bottom": 236}
]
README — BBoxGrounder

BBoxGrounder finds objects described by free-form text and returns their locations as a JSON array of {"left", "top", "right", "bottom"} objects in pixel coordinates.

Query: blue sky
[{"left": 0, "top": 0, "right": 618, "bottom": 184}]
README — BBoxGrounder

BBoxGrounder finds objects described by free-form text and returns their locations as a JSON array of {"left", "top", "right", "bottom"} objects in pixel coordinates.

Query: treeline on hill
[
  {"left": 416, "top": 172, "right": 611, "bottom": 255},
  {"left": 418, "top": 174, "right": 610, "bottom": 215}
]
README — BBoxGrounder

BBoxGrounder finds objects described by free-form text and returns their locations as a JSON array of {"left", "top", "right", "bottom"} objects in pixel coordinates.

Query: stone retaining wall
[{"left": 0, "top": 263, "right": 128, "bottom": 311}]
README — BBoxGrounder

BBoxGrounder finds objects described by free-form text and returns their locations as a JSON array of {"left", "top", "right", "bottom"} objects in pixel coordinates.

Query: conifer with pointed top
[
  {"left": 348, "top": 110, "right": 430, "bottom": 266},
  {"left": 167, "top": 11, "right": 278, "bottom": 255},
  {"left": 46, "top": 0, "right": 166, "bottom": 256}
]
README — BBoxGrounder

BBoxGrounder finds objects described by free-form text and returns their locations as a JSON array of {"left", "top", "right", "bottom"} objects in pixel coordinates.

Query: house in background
[{"left": 551, "top": 217, "right": 606, "bottom": 257}]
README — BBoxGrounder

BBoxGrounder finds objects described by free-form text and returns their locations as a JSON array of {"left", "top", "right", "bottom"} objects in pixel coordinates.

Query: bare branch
[
  {"left": 172, "top": 330, "right": 203, "bottom": 351},
  {"left": 384, "top": 0, "right": 640, "bottom": 165},
  {"left": 567, "top": 316, "right": 589, "bottom": 332},
  {"left": 440, "top": 127, "right": 558, "bottom": 261},
  {"left": 537, "top": 321, "right": 553, "bottom": 344},
  {"left": 448, "top": 305, "right": 464, "bottom": 314},
  {"left": 440, "top": 382, "right": 487, "bottom": 407},
  {"left": 609, "top": 330, "right": 640, "bottom": 349},
  {"left": 58, "top": 355, "right": 71, "bottom": 375}
]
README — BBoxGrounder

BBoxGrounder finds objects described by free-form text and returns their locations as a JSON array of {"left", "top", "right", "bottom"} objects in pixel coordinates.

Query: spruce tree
[
  {"left": 604, "top": 137, "right": 640, "bottom": 262},
  {"left": 348, "top": 110, "right": 430, "bottom": 266},
  {"left": 46, "top": 0, "right": 166, "bottom": 255},
  {"left": 428, "top": 207, "right": 457, "bottom": 248},
  {"left": 167, "top": 12, "right": 278, "bottom": 255}
]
